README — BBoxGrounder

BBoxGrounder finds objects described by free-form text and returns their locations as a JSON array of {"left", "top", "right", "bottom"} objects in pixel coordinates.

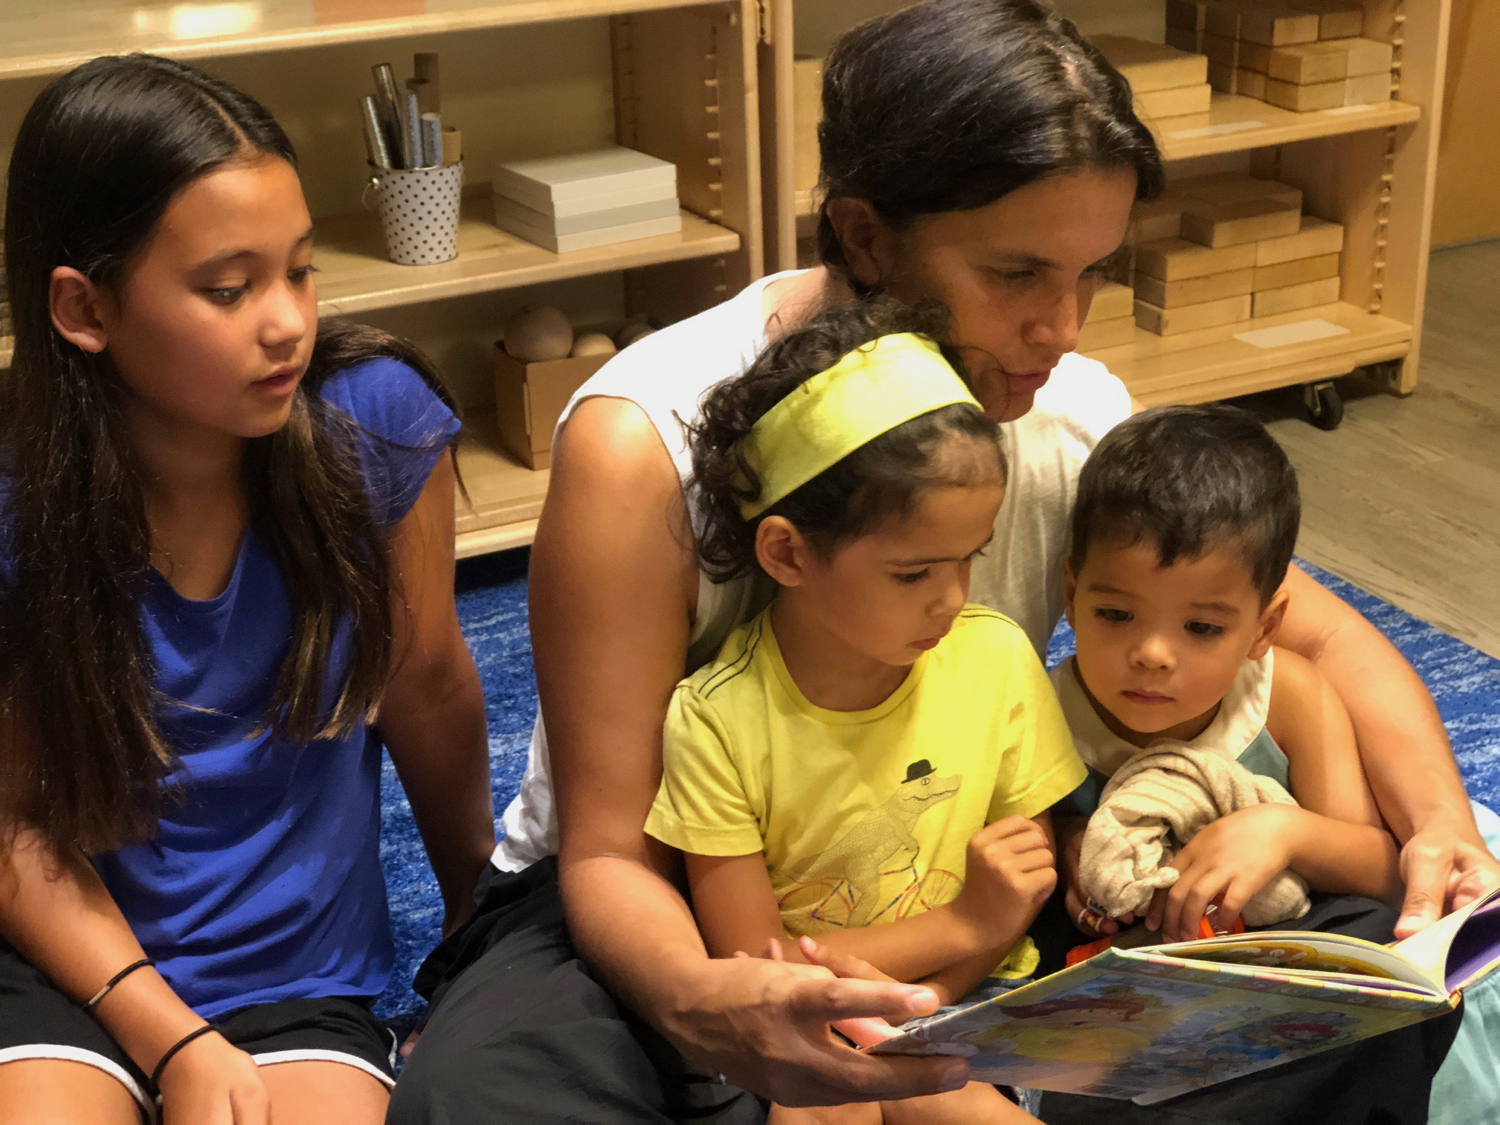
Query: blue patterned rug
[{"left": 373, "top": 552, "right": 1500, "bottom": 1028}]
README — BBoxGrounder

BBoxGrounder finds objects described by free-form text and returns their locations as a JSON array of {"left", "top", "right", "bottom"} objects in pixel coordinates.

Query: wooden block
[
  {"left": 1299, "top": 0, "right": 1363, "bottom": 39},
  {"left": 1204, "top": 3, "right": 1248, "bottom": 39},
  {"left": 1087, "top": 281, "right": 1137, "bottom": 322},
  {"left": 1165, "top": 25, "right": 1203, "bottom": 54},
  {"left": 1253, "top": 252, "right": 1340, "bottom": 291},
  {"left": 1264, "top": 76, "right": 1344, "bottom": 111},
  {"left": 494, "top": 347, "right": 613, "bottom": 469},
  {"left": 1134, "top": 293, "right": 1252, "bottom": 336},
  {"left": 1255, "top": 215, "right": 1345, "bottom": 266},
  {"left": 1237, "top": 39, "right": 1273, "bottom": 73},
  {"left": 1239, "top": 8, "right": 1320, "bottom": 47},
  {"left": 1237, "top": 67, "right": 1268, "bottom": 100},
  {"left": 1136, "top": 237, "right": 1257, "bottom": 281},
  {"left": 1343, "top": 71, "right": 1392, "bottom": 106},
  {"left": 1335, "top": 37, "right": 1395, "bottom": 76},
  {"left": 1128, "top": 195, "right": 1184, "bottom": 243},
  {"left": 1135, "top": 84, "right": 1213, "bottom": 119},
  {"left": 1207, "top": 59, "right": 1238, "bottom": 94},
  {"left": 793, "top": 56, "right": 824, "bottom": 193},
  {"left": 1180, "top": 198, "right": 1302, "bottom": 248},
  {"left": 1251, "top": 275, "right": 1341, "bottom": 316},
  {"left": 1268, "top": 41, "right": 1350, "bottom": 84},
  {"left": 1201, "top": 31, "right": 1239, "bottom": 68},
  {"left": 1134, "top": 266, "right": 1254, "bottom": 308},
  {"left": 1174, "top": 172, "right": 1302, "bottom": 210},
  {"left": 1103, "top": 244, "right": 1136, "bottom": 287},
  {"left": 1076, "top": 316, "right": 1136, "bottom": 352},
  {"left": 1166, "top": 0, "right": 1211, "bottom": 31},
  {"left": 1092, "top": 35, "right": 1208, "bottom": 92}
]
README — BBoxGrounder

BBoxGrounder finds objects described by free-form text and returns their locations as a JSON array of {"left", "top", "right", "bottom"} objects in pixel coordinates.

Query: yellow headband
[{"left": 739, "top": 332, "right": 981, "bottom": 519}]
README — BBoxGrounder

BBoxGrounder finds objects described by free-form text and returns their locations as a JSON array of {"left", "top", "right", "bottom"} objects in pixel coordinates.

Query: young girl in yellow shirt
[{"left": 645, "top": 299, "right": 1087, "bottom": 1123}]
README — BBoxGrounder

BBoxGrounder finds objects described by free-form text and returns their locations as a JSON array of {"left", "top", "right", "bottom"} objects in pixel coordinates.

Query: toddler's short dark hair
[{"left": 1070, "top": 405, "right": 1300, "bottom": 605}]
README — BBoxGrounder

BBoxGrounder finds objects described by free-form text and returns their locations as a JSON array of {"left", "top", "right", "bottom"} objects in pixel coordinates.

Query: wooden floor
[{"left": 1234, "top": 240, "right": 1500, "bottom": 658}]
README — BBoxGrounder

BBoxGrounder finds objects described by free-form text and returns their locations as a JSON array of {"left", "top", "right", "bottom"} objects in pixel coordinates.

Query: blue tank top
[{"left": 3, "top": 357, "right": 459, "bottom": 1019}]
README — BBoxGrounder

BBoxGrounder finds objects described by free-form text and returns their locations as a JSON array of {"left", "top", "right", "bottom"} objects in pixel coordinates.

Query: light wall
[{"left": 1431, "top": 0, "right": 1500, "bottom": 246}]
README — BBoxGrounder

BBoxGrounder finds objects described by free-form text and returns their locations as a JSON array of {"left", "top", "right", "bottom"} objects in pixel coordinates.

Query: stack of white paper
[{"left": 492, "top": 147, "right": 681, "bottom": 253}]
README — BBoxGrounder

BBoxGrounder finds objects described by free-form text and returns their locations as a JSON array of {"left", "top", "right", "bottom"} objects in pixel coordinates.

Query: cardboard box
[
  {"left": 1264, "top": 75, "right": 1344, "bottom": 111},
  {"left": 1174, "top": 173, "right": 1302, "bottom": 210},
  {"left": 1253, "top": 251, "right": 1340, "bottom": 291},
  {"left": 493, "top": 208, "right": 682, "bottom": 253},
  {"left": 1251, "top": 275, "right": 1341, "bottom": 316},
  {"left": 793, "top": 56, "right": 824, "bottom": 193},
  {"left": 494, "top": 192, "right": 680, "bottom": 237},
  {"left": 1135, "top": 292, "right": 1252, "bottom": 335},
  {"left": 1134, "top": 266, "right": 1254, "bottom": 308},
  {"left": 493, "top": 346, "right": 613, "bottom": 470},
  {"left": 1136, "top": 236, "right": 1257, "bottom": 281},
  {"left": 1076, "top": 316, "right": 1136, "bottom": 352},
  {"left": 1255, "top": 216, "right": 1345, "bottom": 266},
  {"left": 493, "top": 147, "right": 677, "bottom": 215},
  {"left": 1135, "top": 84, "right": 1213, "bottom": 119},
  {"left": 1092, "top": 35, "right": 1208, "bottom": 92},
  {"left": 1180, "top": 197, "right": 1302, "bottom": 247},
  {"left": 1088, "top": 281, "right": 1137, "bottom": 321}
]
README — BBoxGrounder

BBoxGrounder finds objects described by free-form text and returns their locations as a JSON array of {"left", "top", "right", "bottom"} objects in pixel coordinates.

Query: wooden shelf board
[
  {"left": 454, "top": 410, "right": 550, "bottom": 538},
  {"left": 1149, "top": 94, "right": 1421, "bottom": 162},
  {"left": 315, "top": 198, "right": 739, "bottom": 316},
  {"left": 1081, "top": 301, "right": 1411, "bottom": 406},
  {"left": 457, "top": 517, "right": 538, "bottom": 557},
  {"left": 0, "top": 0, "right": 729, "bottom": 80}
]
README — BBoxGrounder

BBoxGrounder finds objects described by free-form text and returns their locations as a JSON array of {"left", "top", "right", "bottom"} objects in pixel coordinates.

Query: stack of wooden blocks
[
  {"left": 1168, "top": 2, "right": 1392, "bottom": 111},
  {"left": 1091, "top": 35, "right": 1210, "bottom": 120},
  {"left": 1126, "top": 173, "right": 1344, "bottom": 337},
  {"left": 492, "top": 147, "right": 681, "bottom": 254},
  {"left": 1078, "top": 282, "right": 1137, "bottom": 352}
]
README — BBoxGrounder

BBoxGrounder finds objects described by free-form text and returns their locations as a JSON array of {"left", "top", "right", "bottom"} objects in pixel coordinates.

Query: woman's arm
[
  {"left": 1278, "top": 565, "right": 1499, "bottom": 935},
  {"left": 378, "top": 453, "right": 495, "bottom": 935},
  {"left": 0, "top": 826, "right": 268, "bottom": 1122},
  {"left": 531, "top": 398, "right": 966, "bottom": 1105}
]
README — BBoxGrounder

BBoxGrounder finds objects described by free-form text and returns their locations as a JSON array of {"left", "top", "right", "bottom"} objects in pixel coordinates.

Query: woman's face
[{"left": 877, "top": 169, "right": 1136, "bottom": 423}]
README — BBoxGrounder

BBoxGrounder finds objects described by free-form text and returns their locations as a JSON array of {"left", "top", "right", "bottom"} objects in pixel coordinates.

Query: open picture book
[{"left": 870, "top": 887, "right": 1500, "bottom": 1104}]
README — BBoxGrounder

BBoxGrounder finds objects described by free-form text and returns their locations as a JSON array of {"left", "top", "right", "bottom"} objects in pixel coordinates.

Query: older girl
[{"left": 0, "top": 56, "right": 494, "bottom": 1124}]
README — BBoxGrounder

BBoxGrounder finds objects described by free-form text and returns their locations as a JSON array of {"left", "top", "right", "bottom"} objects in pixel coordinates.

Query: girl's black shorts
[{"left": 0, "top": 938, "right": 397, "bottom": 1121}]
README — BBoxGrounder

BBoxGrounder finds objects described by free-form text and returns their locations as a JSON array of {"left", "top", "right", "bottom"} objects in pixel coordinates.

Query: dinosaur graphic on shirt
[{"left": 787, "top": 759, "right": 961, "bottom": 928}]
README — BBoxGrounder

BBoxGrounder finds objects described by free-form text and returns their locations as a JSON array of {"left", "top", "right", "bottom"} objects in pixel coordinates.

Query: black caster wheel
[{"left": 1302, "top": 380, "right": 1344, "bottom": 431}]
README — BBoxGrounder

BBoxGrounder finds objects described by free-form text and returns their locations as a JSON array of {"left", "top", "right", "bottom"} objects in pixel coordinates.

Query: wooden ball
[
  {"left": 616, "top": 320, "right": 657, "bottom": 348},
  {"left": 571, "top": 332, "right": 617, "bottom": 358},
  {"left": 503, "top": 305, "right": 573, "bottom": 362}
]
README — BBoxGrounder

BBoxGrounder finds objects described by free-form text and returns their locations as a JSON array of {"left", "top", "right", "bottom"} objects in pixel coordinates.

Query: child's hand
[
  {"left": 1146, "top": 805, "right": 1297, "bottom": 943},
  {"left": 156, "top": 1029, "right": 269, "bottom": 1124},
  {"left": 952, "top": 816, "right": 1057, "bottom": 940}
]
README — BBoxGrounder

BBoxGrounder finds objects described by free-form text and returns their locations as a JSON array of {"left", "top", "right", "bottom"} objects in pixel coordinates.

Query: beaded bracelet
[
  {"left": 83, "top": 958, "right": 156, "bottom": 1012},
  {"left": 151, "top": 1024, "right": 220, "bottom": 1088}
]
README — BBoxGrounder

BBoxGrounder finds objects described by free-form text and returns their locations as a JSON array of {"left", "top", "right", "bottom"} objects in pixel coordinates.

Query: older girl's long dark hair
[
  {"left": 0, "top": 54, "right": 456, "bottom": 855},
  {"left": 817, "top": 0, "right": 1165, "bottom": 290}
]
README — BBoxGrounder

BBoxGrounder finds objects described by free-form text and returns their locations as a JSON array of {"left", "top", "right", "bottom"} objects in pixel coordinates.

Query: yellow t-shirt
[{"left": 646, "top": 604, "right": 1086, "bottom": 977}]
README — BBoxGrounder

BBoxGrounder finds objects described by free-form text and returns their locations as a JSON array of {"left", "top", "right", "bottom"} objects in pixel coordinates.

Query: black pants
[
  {"left": 386, "top": 857, "right": 766, "bottom": 1125},
  {"left": 1028, "top": 890, "right": 1462, "bottom": 1124}
]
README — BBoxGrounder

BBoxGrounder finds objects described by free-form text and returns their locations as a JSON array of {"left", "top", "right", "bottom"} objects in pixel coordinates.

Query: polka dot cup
[{"left": 367, "top": 161, "right": 463, "bottom": 266}]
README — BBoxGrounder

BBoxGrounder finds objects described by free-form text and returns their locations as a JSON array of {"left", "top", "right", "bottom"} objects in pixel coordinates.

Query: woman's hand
[
  {"left": 155, "top": 1030, "right": 269, "bottom": 1125},
  {"left": 1397, "top": 820, "right": 1500, "bottom": 938},
  {"left": 1146, "top": 805, "right": 1296, "bottom": 943},
  {"left": 664, "top": 943, "right": 968, "bottom": 1108}
]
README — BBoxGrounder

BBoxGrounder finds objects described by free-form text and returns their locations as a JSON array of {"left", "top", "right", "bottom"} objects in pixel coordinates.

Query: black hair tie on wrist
[
  {"left": 84, "top": 958, "right": 156, "bottom": 1012},
  {"left": 151, "top": 1024, "right": 219, "bottom": 1088}
]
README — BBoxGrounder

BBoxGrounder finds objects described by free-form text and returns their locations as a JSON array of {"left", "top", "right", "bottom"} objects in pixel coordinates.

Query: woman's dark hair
[
  {"left": 691, "top": 298, "right": 1005, "bottom": 582},
  {"left": 0, "top": 54, "right": 457, "bottom": 855},
  {"left": 1069, "top": 405, "right": 1301, "bottom": 606},
  {"left": 817, "top": 0, "right": 1166, "bottom": 290}
]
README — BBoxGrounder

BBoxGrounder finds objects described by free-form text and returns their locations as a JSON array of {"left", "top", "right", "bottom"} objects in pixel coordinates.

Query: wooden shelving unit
[
  {"left": 762, "top": 0, "right": 1450, "bottom": 412},
  {"left": 0, "top": 0, "right": 766, "bottom": 557}
]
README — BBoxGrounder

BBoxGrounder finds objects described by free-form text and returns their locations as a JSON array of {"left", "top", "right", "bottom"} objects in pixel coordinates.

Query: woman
[{"left": 391, "top": 1, "right": 1498, "bottom": 1121}]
